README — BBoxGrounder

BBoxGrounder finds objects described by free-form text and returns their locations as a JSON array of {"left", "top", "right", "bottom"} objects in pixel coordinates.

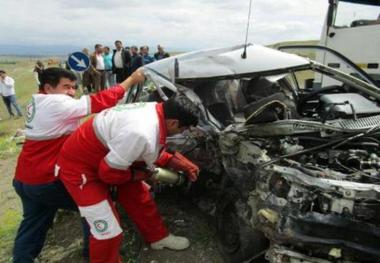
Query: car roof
[{"left": 144, "top": 44, "right": 310, "bottom": 80}]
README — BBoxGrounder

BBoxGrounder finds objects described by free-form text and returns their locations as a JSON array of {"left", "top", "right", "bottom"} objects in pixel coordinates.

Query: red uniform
[
  {"left": 12, "top": 85, "right": 127, "bottom": 262},
  {"left": 57, "top": 102, "right": 172, "bottom": 262},
  {"left": 15, "top": 86, "right": 126, "bottom": 184}
]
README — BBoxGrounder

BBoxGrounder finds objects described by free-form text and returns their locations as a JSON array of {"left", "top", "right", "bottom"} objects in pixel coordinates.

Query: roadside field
[{"left": 0, "top": 58, "right": 44, "bottom": 262}]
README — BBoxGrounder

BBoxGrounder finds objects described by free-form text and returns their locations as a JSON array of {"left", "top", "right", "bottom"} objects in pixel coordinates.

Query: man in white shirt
[
  {"left": 112, "top": 40, "right": 131, "bottom": 83},
  {"left": 0, "top": 70, "right": 23, "bottom": 118},
  {"left": 90, "top": 44, "right": 106, "bottom": 92}
]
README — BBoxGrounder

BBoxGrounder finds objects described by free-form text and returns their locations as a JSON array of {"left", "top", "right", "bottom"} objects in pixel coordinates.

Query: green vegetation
[
  {"left": 0, "top": 61, "right": 16, "bottom": 65},
  {"left": 0, "top": 136, "right": 19, "bottom": 159},
  {"left": 0, "top": 59, "right": 41, "bottom": 261},
  {"left": 0, "top": 60, "right": 37, "bottom": 160},
  {"left": 0, "top": 59, "right": 37, "bottom": 135},
  {"left": 0, "top": 210, "right": 22, "bottom": 261}
]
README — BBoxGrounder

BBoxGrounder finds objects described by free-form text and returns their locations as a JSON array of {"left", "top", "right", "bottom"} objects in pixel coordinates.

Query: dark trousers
[
  {"left": 12, "top": 179, "right": 89, "bottom": 263},
  {"left": 114, "top": 68, "right": 127, "bottom": 84},
  {"left": 82, "top": 70, "right": 94, "bottom": 93},
  {"left": 2, "top": 95, "right": 22, "bottom": 117}
]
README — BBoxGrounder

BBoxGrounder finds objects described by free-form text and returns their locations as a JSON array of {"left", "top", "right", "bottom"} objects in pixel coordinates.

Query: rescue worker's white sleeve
[
  {"left": 98, "top": 129, "right": 157, "bottom": 184},
  {"left": 52, "top": 95, "right": 90, "bottom": 121},
  {"left": 104, "top": 130, "right": 150, "bottom": 170}
]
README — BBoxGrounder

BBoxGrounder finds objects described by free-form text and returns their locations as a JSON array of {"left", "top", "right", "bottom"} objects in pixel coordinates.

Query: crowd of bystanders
[{"left": 66, "top": 42, "right": 170, "bottom": 94}]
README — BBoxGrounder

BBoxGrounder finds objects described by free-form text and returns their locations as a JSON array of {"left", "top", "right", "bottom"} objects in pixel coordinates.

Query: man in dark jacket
[
  {"left": 112, "top": 40, "right": 131, "bottom": 83},
  {"left": 130, "top": 45, "right": 144, "bottom": 74},
  {"left": 154, "top": 45, "right": 170, "bottom": 60},
  {"left": 141, "top": 46, "right": 155, "bottom": 65}
]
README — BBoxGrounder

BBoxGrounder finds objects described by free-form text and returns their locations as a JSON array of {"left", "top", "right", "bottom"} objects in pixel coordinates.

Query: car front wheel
[{"left": 216, "top": 189, "right": 268, "bottom": 262}]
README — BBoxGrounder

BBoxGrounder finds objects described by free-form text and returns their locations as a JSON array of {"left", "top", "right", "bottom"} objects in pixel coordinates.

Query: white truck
[
  {"left": 279, "top": 0, "right": 380, "bottom": 88},
  {"left": 318, "top": 0, "right": 380, "bottom": 84}
]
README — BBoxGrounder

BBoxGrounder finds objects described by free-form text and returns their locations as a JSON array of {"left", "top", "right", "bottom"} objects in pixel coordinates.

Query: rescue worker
[
  {"left": 13, "top": 67, "right": 144, "bottom": 262},
  {"left": 56, "top": 94, "right": 200, "bottom": 262}
]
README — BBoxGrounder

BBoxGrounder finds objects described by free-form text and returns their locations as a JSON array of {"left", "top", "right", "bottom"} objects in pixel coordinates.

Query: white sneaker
[{"left": 150, "top": 234, "right": 190, "bottom": 250}]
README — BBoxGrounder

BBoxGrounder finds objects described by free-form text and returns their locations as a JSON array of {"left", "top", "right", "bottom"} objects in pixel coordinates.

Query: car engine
[{"left": 171, "top": 79, "right": 380, "bottom": 262}]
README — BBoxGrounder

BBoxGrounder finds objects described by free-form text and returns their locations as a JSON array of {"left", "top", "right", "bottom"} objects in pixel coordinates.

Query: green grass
[
  {"left": 0, "top": 209, "right": 22, "bottom": 260},
  {"left": 0, "top": 60, "right": 36, "bottom": 159},
  {"left": 0, "top": 60, "right": 37, "bottom": 130},
  {"left": 0, "top": 60, "right": 39, "bottom": 261},
  {"left": 0, "top": 136, "right": 19, "bottom": 159}
]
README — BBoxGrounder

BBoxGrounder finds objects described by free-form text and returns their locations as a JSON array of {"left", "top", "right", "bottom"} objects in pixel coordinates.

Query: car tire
[{"left": 216, "top": 189, "right": 268, "bottom": 263}]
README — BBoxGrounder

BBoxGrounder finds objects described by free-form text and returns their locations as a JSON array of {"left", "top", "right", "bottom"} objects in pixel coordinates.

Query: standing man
[
  {"left": 90, "top": 44, "right": 106, "bottom": 92},
  {"left": 112, "top": 40, "right": 131, "bottom": 84},
  {"left": 154, "top": 45, "right": 170, "bottom": 60},
  {"left": 57, "top": 95, "right": 200, "bottom": 262},
  {"left": 0, "top": 70, "right": 23, "bottom": 118},
  {"left": 33, "top": 60, "right": 45, "bottom": 86},
  {"left": 82, "top": 48, "right": 95, "bottom": 94},
  {"left": 13, "top": 67, "right": 144, "bottom": 262},
  {"left": 141, "top": 46, "right": 155, "bottom": 64},
  {"left": 130, "top": 46, "right": 144, "bottom": 74},
  {"left": 103, "top": 46, "right": 115, "bottom": 88}
]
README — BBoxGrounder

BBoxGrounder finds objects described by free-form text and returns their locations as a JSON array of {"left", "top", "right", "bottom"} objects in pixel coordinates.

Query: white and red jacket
[
  {"left": 15, "top": 85, "right": 126, "bottom": 184},
  {"left": 57, "top": 102, "right": 172, "bottom": 190}
]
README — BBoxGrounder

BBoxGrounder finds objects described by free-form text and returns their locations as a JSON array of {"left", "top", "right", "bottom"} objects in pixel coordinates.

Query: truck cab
[{"left": 318, "top": 0, "right": 380, "bottom": 85}]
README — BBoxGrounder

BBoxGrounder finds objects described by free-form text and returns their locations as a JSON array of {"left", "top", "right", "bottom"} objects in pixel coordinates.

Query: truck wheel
[{"left": 216, "top": 192, "right": 268, "bottom": 263}]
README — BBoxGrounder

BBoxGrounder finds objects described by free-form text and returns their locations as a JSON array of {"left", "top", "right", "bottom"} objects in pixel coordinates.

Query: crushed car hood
[{"left": 144, "top": 44, "right": 310, "bottom": 80}]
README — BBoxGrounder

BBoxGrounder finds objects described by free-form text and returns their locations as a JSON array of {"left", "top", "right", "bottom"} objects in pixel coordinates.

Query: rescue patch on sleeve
[
  {"left": 25, "top": 97, "right": 36, "bottom": 123},
  {"left": 78, "top": 199, "right": 122, "bottom": 240}
]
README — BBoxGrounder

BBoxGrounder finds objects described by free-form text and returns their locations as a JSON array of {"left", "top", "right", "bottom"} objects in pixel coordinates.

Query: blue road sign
[{"left": 67, "top": 52, "right": 90, "bottom": 72}]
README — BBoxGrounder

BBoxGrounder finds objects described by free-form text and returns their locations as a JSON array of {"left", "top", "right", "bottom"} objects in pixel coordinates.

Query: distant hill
[
  {"left": 0, "top": 44, "right": 86, "bottom": 57},
  {"left": 0, "top": 41, "right": 319, "bottom": 58},
  {"left": 0, "top": 44, "right": 185, "bottom": 57}
]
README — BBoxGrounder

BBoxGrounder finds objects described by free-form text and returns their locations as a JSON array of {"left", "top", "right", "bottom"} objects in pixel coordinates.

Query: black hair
[
  {"left": 94, "top": 44, "right": 102, "bottom": 49},
  {"left": 114, "top": 40, "right": 122, "bottom": 45},
  {"left": 39, "top": 67, "right": 77, "bottom": 90},
  {"left": 0, "top": 69, "right": 5, "bottom": 74},
  {"left": 163, "top": 94, "right": 199, "bottom": 127}
]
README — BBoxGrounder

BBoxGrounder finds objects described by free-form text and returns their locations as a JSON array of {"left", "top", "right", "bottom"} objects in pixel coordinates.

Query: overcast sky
[{"left": 0, "top": 0, "right": 329, "bottom": 51}]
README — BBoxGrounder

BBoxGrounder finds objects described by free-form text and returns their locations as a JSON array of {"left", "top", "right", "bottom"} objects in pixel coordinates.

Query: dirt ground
[{"left": 0, "top": 154, "right": 224, "bottom": 263}]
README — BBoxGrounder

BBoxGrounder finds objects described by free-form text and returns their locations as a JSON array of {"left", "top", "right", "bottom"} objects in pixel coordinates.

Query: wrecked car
[{"left": 128, "top": 44, "right": 380, "bottom": 263}]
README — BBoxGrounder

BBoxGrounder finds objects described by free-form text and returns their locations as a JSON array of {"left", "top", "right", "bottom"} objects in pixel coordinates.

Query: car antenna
[{"left": 241, "top": 0, "right": 253, "bottom": 59}]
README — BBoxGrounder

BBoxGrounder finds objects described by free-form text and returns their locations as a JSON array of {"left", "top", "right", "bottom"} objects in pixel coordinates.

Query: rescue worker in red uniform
[
  {"left": 57, "top": 95, "right": 200, "bottom": 262},
  {"left": 13, "top": 67, "right": 144, "bottom": 262}
]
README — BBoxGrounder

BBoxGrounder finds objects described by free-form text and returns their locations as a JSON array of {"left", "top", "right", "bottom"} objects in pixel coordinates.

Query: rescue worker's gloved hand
[
  {"left": 166, "top": 152, "right": 199, "bottom": 182},
  {"left": 131, "top": 168, "right": 153, "bottom": 182}
]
